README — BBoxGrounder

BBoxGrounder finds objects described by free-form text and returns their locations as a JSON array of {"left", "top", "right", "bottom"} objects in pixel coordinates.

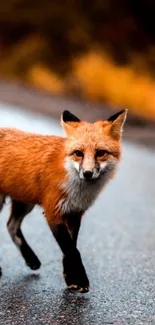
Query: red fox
[{"left": 0, "top": 109, "right": 127, "bottom": 292}]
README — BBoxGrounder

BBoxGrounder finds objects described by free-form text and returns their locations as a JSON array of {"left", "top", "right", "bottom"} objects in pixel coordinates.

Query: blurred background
[{"left": 0, "top": 0, "right": 155, "bottom": 123}]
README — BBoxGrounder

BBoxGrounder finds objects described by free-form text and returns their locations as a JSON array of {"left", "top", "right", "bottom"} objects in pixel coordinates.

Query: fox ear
[
  {"left": 108, "top": 109, "right": 127, "bottom": 140},
  {"left": 61, "top": 110, "right": 81, "bottom": 136}
]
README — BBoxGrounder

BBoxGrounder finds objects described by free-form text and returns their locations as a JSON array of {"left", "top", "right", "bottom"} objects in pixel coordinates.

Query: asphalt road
[{"left": 0, "top": 103, "right": 155, "bottom": 325}]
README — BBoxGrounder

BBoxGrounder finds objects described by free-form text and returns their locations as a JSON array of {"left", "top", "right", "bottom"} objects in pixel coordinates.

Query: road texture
[{"left": 0, "top": 103, "right": 155, "bottom": 325}]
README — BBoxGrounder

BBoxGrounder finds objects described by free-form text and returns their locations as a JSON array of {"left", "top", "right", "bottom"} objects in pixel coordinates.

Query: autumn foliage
[{"left": 0, "top": 1, "right": 155, "bottom": 119}]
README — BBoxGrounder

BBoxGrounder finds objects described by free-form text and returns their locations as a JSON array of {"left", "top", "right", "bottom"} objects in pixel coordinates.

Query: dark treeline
[{"left": 0, "top": 1, "right": 155, "bottom": 75}]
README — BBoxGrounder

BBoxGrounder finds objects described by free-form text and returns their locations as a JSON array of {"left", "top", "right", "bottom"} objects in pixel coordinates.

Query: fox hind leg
[{"left": 7, "top": 200, "right": 41, "bottom": 270}]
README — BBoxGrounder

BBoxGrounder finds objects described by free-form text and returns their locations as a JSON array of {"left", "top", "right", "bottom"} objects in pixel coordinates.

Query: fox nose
[{"left": 83, "top": 170, "right": 93, "bottom": 179}]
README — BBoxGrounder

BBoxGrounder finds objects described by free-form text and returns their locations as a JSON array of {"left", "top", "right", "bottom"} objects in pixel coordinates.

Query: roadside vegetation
[{"left": 0, "top": 1, "right": 155, "bottom": 120}]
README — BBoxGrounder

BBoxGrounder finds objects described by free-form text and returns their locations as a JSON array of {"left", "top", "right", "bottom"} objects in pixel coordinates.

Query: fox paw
[
  {"left": 26, "top": 255, "right": 41, "bottom": 270},
  {"left": 64, "top": 271, "right": 89, "bottom": 293},
  {"left": 63, "top": 255, "right": 89, "bottom": 293},
  {"left": 67, "top": 283, "right": 89, "bottom": 293}
]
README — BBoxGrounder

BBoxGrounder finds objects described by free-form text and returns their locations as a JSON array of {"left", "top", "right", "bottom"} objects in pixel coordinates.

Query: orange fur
[
  {"left": 0, "top": 128, "right": 67, "bottom": 222},
  {"left": 0, "top": 109, "right": 127, "bottom": 225},
  {"left": 0, "top": 110, "right": 127, "bottom": 292}
]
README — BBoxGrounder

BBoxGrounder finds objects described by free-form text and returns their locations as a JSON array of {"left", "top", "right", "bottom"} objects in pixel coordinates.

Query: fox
[{"left": 0, "top": 109, "right": 127, "bottom": 292}]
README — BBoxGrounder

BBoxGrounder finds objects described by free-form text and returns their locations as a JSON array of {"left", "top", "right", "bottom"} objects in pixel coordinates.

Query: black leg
[
  {"left": 63, "top": 212, "right": 83, "bottom": 289},
  {"left": 66, "top": 212, "right": 82, "bottom": 245},
  {"left": 7, "top": 200, "right": 41, "bottom": 270},
  {"left": 51, "top": 222, "right": 89, "bottom": 293}
]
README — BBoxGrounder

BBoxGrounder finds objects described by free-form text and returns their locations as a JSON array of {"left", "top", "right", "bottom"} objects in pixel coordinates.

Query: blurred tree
[
  {"left": 0, "top": 0, "right": 155, "bottom": 119},
  {"left": 0, "top": 0, "right": 155, "bottom": 74}
]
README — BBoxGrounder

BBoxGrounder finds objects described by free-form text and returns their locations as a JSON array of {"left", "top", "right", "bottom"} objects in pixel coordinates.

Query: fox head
[{"left": 61, "top": 109, "right": 127, "bottom": 180}]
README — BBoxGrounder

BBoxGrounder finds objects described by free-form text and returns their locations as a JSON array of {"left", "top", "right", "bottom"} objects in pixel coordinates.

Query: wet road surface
[{"left": 0, "top": 103, "right": 155, "bottom": 325}]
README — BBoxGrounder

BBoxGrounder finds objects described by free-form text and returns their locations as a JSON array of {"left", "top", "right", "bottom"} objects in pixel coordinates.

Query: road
[{"left": 0, "top": 103, "right": 155, "bottom": 325}]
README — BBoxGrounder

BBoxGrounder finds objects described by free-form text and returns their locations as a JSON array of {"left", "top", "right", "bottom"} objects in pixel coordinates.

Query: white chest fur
[{"left": 59, "top": 169, "right": 112, "bottom": 215}]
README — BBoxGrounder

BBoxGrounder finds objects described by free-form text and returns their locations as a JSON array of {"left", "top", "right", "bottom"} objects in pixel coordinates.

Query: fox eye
[
  {"left": 96, "top": 150, "right": 106, "bottom": 157},
  {"left": 74, "top": 150, "right": 84, "bottom": 157}
]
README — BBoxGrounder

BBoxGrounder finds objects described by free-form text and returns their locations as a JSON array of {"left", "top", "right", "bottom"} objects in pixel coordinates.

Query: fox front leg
[
  {"left": 66, "top": 211, "right": 82, "bottom": 245},
  {"left": 47, "top": 217, "right": 89, "bottom": 293},
  {"left": 62, "top": 212, "right": 84, "bottom": 289},
  {"left": 54, "top": 223, "right": 89, "bottom": 293}
]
